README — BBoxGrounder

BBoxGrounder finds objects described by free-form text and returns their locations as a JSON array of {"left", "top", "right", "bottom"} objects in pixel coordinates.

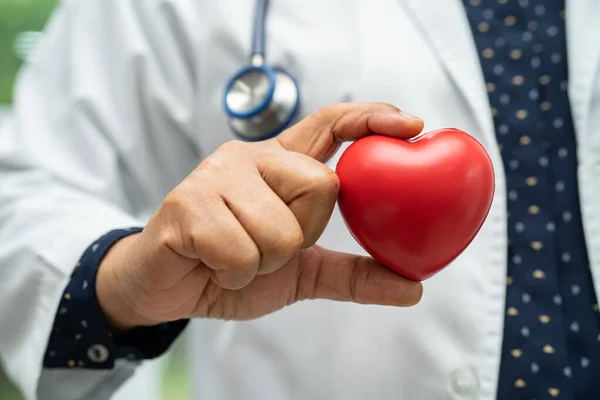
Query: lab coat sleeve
[{"left": 0, "top": 0, "right": 200, "bottom": 399}]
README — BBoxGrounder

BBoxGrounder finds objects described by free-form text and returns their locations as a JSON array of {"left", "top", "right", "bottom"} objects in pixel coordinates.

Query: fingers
[
  {"left": 255, "top": 150, "right": 340, "bottom": 248},
  {"left": 221, "top": 169, "right": 305, "bottom": 275},
  {"left": 295, "top": 246, "right": 423, "bottom": 307},
  {"left": 170, "top": 192, "right": 261, "bottom": 290},
  {"left": 148, "top": 102, "right": 424, "bottom": 294},
  {"left": 274, "top": 102, "right": 424, "bottom": 162}
]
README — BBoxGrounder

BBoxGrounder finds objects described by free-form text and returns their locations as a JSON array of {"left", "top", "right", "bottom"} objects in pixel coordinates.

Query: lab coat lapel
[
  {"left": 565, "top": 0, "right": 600, "bottom": 146},
  {"left": 399, "top": 0, "right": 497, "bottom": 152}
]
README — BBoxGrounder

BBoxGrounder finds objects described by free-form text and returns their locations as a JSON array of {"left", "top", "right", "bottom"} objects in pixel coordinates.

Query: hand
[{"left": 96, "top": 103, "right": 425, "bottom": 331}]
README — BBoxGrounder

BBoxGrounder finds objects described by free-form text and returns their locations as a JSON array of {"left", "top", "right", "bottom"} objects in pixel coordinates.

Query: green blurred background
[
  {"left": 0, "top": 1, "right": 189, "bottom": 399},
  {"left": 0, "top": 0, "right": 59, "bottom": 104}
]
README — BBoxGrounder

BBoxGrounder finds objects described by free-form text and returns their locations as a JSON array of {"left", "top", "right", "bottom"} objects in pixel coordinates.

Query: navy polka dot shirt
[
  {"left": 43, "top": 228, "right": 188, "bottom": 370},
  {"left": 464, "top": 0, "right": 600, "bottom": 398}
]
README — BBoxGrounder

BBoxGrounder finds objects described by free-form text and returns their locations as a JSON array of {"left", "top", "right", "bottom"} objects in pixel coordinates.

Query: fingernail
[{"left": 399, "top": 111, "right": 423, "bottom": 122}]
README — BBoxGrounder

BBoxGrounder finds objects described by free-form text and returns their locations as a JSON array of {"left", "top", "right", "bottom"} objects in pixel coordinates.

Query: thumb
[
  {"left": 296, "top": 246, "right": 423, "bottom": 307},
  {"left": 274, "top": 102, "right": 424, "bottom": 162}
]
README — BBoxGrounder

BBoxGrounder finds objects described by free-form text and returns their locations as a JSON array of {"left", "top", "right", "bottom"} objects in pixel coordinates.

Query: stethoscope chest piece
[
  {"left": 224, "top": 64, "right": 300, "bottom": 142},
  {"left": 222, "top": 0, "right": 300, "bottom": 141}
]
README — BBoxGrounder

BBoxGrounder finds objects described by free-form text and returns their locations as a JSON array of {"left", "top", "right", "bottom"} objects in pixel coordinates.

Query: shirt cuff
[{"left": 42, "top": 228, "right": 189, "bottom": 370}]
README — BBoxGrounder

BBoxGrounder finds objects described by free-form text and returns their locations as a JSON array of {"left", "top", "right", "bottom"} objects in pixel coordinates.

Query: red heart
[{"left": 336, "top": 128, "right": 495, "bottom": 281}]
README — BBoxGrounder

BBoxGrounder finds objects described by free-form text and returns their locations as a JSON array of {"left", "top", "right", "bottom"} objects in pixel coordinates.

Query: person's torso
[{"left": 121, "top": 1, "right": 600, "bottom": 399}]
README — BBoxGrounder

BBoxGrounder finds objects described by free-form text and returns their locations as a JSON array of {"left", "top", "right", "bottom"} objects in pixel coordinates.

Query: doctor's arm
[{"left": 0, "top": 0, "right": 209, "bottom": 399}]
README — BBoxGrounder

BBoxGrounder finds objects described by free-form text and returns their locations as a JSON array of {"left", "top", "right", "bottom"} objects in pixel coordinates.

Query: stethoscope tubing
[{"left": 251, "top": 0, "right": 269, "bottom": 62}]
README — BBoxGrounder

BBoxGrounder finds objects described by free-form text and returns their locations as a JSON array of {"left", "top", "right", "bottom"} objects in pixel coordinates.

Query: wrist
[{"left": 96, "top": 233, "right": 156, "bottom": 332}]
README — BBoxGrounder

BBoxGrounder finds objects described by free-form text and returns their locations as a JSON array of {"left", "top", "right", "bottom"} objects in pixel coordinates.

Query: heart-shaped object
[{"left": 336, "top": 128, "right": 495, "bottom": 281}]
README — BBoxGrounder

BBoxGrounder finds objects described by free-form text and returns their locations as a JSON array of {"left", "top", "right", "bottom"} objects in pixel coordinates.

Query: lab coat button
[
  {"left": 447, "top": 367, "right": 480, "bottom": 399},
  {"left": 87, "top": 344, "right": 110, "bottom": 363}
]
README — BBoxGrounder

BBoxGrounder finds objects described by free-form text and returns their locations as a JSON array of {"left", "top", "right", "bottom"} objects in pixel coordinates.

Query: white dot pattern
[{"left": 43, "top": 228, "right": 190, "bottom": 371}]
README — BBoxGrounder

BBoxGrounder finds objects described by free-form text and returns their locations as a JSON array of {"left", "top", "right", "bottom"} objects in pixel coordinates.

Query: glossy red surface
[{"left": 336, "top": 128, "right": 495, "bottom": 281}]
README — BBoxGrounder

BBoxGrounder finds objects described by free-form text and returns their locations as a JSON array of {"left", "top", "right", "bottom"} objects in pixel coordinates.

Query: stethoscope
[{"left": 223, "top": 0, "right": 301, "bottom": 142}]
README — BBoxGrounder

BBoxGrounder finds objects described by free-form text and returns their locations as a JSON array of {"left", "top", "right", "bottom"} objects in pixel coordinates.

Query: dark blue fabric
[
  {"left": 463, "top": 1, "right": 600, "bottom": 399},
  {"left": 43, "top": 228, "right": 189, "bottom": 370}
]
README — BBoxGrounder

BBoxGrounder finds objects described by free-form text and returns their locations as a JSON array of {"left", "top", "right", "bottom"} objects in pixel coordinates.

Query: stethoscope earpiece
[{"left": 223, "top": 0, "right": 300, "bottom": 141}]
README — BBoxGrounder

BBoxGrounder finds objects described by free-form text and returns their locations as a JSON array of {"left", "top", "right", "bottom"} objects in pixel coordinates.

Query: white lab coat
[{"left": 2, "top": 0, "right": 600, "bottom": 399}]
